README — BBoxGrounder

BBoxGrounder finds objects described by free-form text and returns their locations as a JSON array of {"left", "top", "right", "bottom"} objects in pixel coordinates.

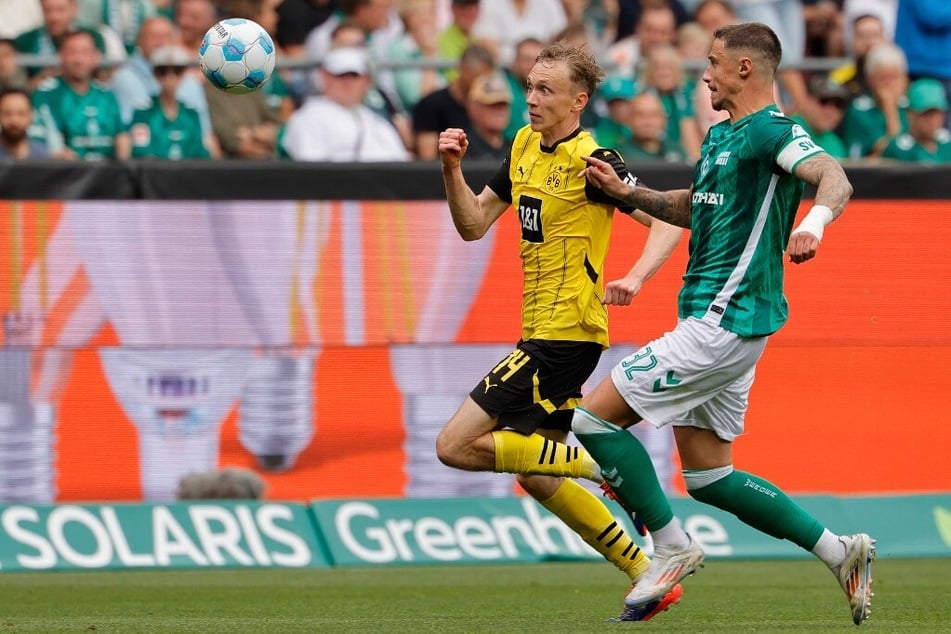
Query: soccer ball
[{"left": 199, "top": 18, "right": 276, "bottom": 94}]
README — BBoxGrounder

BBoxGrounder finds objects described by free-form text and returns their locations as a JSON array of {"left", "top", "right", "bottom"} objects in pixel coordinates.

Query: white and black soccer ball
[{"left": 199, "top": 18, "right": 276, "bottom": 95}]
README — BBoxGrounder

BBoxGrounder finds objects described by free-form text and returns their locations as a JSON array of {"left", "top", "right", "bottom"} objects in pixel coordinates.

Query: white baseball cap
[{"left": 322, "top": 47, "right": 369, "bottom": 76}]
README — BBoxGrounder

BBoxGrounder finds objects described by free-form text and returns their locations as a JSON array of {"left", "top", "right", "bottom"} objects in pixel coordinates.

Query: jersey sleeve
[
  {"left": 584, "top": 147, "right": 636, "bottom": 214},
  {"left": 485, "top": 150, "right": 513, "bottom": 204},
  {"left": 756, "top": 115, "right": 825, "bottom": 173}
]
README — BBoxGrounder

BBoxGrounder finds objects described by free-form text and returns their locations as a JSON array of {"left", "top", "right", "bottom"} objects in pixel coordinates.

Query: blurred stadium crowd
[{"left": 1, "top": 0, "right": 950, "bottom": 164}]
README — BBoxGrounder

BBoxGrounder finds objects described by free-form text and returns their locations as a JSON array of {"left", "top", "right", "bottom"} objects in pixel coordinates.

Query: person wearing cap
[
  {"left": 789, "top": 74, "right": 848, "bottom": 160},
  {"left": 281, "top": 46, "right": 410, "bottom": 160},
  {"left": 129, "top": 45, "right": 211, "bottom": 159},
  {"left": 591, "top": 74, "right": 635, "bottom": 148},
  {"left": 882, "top": 78, "right": 951, "bottom": 162},
  {"left": 461, "top": 70, "right": 511, "bottom": 159},
  {"left": 30, "top": 28, "right": 129, "bottom": 159},
  {"left": 437, "top": 41, "right": 683, "bottom": 621}
]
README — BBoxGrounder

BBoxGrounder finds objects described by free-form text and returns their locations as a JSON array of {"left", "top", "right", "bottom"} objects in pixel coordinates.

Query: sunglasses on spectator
[
  {"left": 818, "top": 97, "right": 845, "bottom": 108},
  {"left": 154, "top": 66, "right": 186, "bottom": 77}
]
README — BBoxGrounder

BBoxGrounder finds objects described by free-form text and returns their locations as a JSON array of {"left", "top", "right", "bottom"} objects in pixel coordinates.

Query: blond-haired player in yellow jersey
[{"left": 436, "top": 40, "right": 683, "bottom": 621}]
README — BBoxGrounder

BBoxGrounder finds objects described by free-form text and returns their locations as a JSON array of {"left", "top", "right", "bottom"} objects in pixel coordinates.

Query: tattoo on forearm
[{"left": 627, "top": 187, "right": 692, "bottom": 228}]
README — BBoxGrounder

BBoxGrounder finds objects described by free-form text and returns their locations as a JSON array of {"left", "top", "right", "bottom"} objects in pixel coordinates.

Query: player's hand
[
  {"left": 786, "top": 230, "right": 819, "bottom": 264},
  {"left": 603, "top": 275, "right": 644, "bottom": 306},
  {"left": 438, "top": 128, "right": 468, "bottom": 167},
  {"left": 580, "top": 154, "right": 629, "bottom": 200}
]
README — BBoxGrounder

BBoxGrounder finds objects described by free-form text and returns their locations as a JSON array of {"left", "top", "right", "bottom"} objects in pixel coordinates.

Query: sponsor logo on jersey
[
  {"left": 715, "top": 150, "right": 731, "bottom": 165},
  {"left": 692, "top": 191, "right": 724, "bottom": 205}
]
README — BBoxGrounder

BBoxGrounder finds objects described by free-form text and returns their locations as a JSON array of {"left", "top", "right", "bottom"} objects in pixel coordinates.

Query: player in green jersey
[
  {"left": 576, "top": 22, "right": 876, "bottom": 625},
  {"left": 437, "top": 40, "right": 684, "bottom": 621}
]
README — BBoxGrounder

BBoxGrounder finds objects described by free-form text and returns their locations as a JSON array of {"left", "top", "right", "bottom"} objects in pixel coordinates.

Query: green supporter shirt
[
  {"left": 592, "top": 118, "right": 633, "bottom": 148},
  {"left": 683, "top": 106, "right": 824, "bottom": 337},
  {"left": 130, "top": 99, "right": 209, "bottom": 159},
  {"left": 842, "top": 94, "right": 908, "bottom": 158},
  {"left": 881, "top": 130, "right": 951, "bottom": 163},
  {"left": 656, "top": 81, "right": 696, "bottom": 149},
  {"left": 32, "top": 77, "right": 126, "bottom": 159}
]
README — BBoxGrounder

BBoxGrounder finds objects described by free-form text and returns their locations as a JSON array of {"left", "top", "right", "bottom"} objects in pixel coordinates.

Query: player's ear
[
  {"left": 572, "top": 91, "right": 589, "bottom": 112},
  {"left": 738, "top": 56, "right": 753, "bottom": 79}
]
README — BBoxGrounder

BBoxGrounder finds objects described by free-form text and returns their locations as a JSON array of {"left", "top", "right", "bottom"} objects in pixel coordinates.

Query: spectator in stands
[
  {"left": 592, "top": 75, "right": 635, "bottom": 148},
  {"left": 728, "top": 0, "right": 813, "bottom": 116},
  {"left": 326, "top": 20, "right": 415, "bottom": 152},
  {"left": 15, "top": 0, "right": 127, "bottom": 74},
  {"left": 502, "top": 37, "right": 543, "bottom": 142},
  {"left": 384, "top": 0, "right": 446, "bottom": 113},
  {"left": 109, "top": 15, "right": 214, "bottom": 144},
  {"left": 471, "top": 0, "right": 566, "bottom": 66},
  {"left": 205, "top": 79, "right": 282, "bottom": 158},
  {"left": 895, "top": 0, "right": 951, "bottom": 129},
  {"left": 0, "top": 39, "right": 29, "bottom": 91},
  {"left": 275, "top": 0, "right": 336, "bottom": 59},
  {"left": 0, "top": 1, "right": 43, "bottom": 41},
  {"left": 841, "top": 0, "right": 895, "bottom": 45},
  {"left": 31, "top": 28, "right": 129, "bottom": 159},
  {"left": 225, "top": 0, "right": 295, "bottom": 122},
  {"left": 462, "top": 69, "right": 511, "bottom": 159},
  {"left": 791, "top": 74, "right": 848, "bottom": 160},
  {"left": 640, "top": 43, "right": 701, "bottom": 161},
  {"left": 616, "top": 89, "right": 685, "bottom": 162},
  {"left": 175, "top": 0, "right": 218, "bottom": 54},
  {"left": 803, "top": 0, "right": 843, "bottom": 58},
  {"left": 177, "top": 467, "right": 266, "bottom": 500},
  {"left": 0, "top": 88, "right": 51, "bottom": 158},
  {"left": 411, "top": 42, "right": 493, "bottom": 160},
  {"left": 438, "top": 0, "right": 482, "bottom": 80},
  {"left": 692, "top": 0, "right": 736, "bottom": 35},
  {"left": 78, "top": 0, "right": 157, "bottom": 55},
  {"left": 559, "top": 0, "right": 618, "bottom": 60},
  {"left": 604, "top": 1, "right": 678, "bottom": 77},
  {"left": 304, "top": 0, "right": 402, "bottom": 76},
  {"left": 830, "top": 13, "right": 889, "bottom": 103},
  {"left": 129, "top": 45, "right": 213, "bottom": 159},
  {"left": 881, "top": 78, "right": 951, "bottom": 163},
  {"left": 842, "top": 41, "right": 908, "bottom": 158},
  {"left": 281, "top": 46, "right": 410, "bottom": 160}
]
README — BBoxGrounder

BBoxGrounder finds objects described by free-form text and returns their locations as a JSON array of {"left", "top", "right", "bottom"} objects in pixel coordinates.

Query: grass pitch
[{"left": 0, "top": 558, "right": 947, "bottom": 632}]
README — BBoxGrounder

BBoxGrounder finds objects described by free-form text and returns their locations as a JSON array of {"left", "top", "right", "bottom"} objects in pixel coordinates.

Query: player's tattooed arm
[
  {"left": 625, "top": 186, "right": 693, "bottom": 228},
  {"left": 793, "top": 153, "right": 853, "bottom": 218}
]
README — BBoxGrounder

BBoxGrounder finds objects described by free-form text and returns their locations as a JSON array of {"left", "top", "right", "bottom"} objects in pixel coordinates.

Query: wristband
[{"left": 791, "top": 205, "right": 833, "bottom": 241}]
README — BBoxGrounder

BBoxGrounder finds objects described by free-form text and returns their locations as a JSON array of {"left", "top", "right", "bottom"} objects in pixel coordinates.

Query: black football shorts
[{"left": 469, "top": 339, "right": 602, "bottom": 434}]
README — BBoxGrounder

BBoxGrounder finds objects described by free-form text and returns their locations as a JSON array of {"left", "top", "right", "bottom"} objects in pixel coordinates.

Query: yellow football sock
[
  {"left": 492, "top": 430, "right": 601, "bottom": 481},
  {"left": 540, "top": 479, "right": 650, "bottom": 581}
]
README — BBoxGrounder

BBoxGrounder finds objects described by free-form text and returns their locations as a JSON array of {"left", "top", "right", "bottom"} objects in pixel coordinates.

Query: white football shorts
[{"left": 610, "top": 316, "right": 768, "bottom": 441}]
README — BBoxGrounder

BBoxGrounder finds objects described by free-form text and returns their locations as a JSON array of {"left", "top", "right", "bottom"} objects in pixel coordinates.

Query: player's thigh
[
  {"left": 438, "top": 396, "right": 501, "bottom": 449},
  {"left": 611, "top": 317, "right": 765, "bottom": 427}
]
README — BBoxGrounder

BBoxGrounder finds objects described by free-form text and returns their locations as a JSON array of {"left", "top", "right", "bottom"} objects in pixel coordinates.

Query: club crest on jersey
[{"left": 545, "top": 168, "right": 563, "bottom": 192}]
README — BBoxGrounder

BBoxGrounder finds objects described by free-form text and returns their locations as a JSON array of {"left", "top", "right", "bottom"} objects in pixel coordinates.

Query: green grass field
[{"left": 0, "top": 558, "right": 948, "bottom": 632}]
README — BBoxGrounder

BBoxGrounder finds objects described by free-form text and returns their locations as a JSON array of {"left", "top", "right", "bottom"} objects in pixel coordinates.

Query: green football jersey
[
  {"left": 130, "top": 99, "right": 209, "bottom": 159},
  {"left": 681, "top": 105, "right": 824, "bottom": 337},
  {"left": 881, "top": 130, "right": 951, "bottom": 163},
  {"left": 31, "top": 77, "right": 126, "bottom": 159},
  {"left": 843, "top": 94, "right": 909, "bottom": 158}
]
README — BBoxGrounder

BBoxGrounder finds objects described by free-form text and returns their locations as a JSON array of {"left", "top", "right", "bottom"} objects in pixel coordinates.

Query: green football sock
[
  {"left": 687, "top": 469, "right": 825, "bottom": 550},
  {"left": 572, "top": 407, "right": 674, "bottom": 530}
]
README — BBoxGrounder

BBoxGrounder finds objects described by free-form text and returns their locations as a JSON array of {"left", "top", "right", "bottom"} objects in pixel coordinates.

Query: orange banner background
[{"left": 5, "top": 200, "right": 950, "bottom": 501}]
